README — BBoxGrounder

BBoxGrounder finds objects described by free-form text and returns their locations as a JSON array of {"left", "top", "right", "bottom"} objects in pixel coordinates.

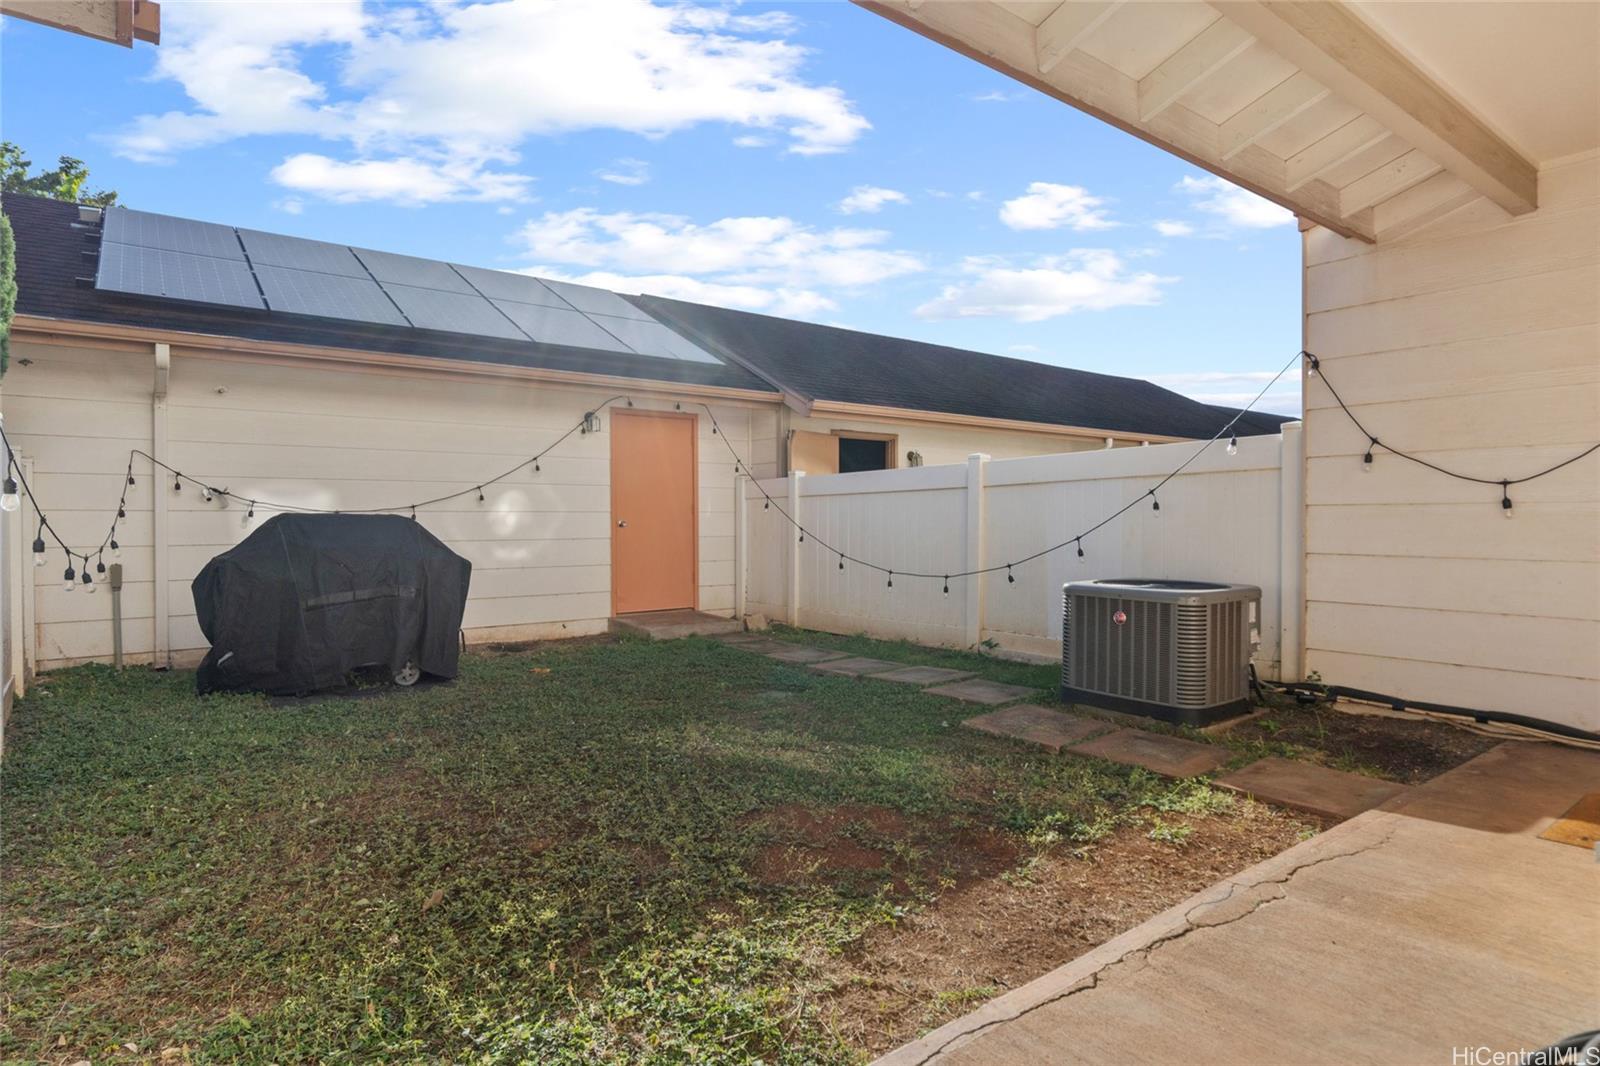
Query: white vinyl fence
[{"left": 737, "top": 424, "right": 1304, "bottom": 681}]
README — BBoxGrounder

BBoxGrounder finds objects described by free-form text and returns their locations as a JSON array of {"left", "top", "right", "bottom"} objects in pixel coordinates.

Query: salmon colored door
[{"left": 611, "top": 410, "right": 698, "bottom": 615}]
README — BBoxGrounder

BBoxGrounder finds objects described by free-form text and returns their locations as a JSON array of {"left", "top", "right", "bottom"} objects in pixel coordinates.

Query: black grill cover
[{"left": 192, "top": 513, "right": 472, "bottom": 696}]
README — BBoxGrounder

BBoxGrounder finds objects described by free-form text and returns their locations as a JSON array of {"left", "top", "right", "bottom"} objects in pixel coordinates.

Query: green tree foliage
[
  {"left": 1, "top": 142, "right": 119, "bottom": 207},
  {"left": 0, "top": 210, "right": 15, "bottom": 377}
]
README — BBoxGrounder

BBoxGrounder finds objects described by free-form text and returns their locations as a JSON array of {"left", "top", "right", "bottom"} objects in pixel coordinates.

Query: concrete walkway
[{"left": 876, "top": 741, "right": 1600, "bottom": 1066}]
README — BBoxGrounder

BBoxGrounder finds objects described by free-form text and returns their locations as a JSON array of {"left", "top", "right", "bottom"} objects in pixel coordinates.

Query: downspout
[{"left": 152, "top": 342, "right": 170, "bottom": 669}]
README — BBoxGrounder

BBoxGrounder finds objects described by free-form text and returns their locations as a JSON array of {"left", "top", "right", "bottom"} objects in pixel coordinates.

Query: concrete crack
[{"left": 908, "top": 821, "right": 1399, "bottom": 1066}]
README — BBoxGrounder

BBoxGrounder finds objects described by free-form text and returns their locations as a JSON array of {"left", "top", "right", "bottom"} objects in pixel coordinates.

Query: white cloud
[
  {"left": 114, "top": 1, "right": 868, "bottom": 203},
  {"left": 732, "top": 134, "right": 771, "bottom": 148},
  {"left": 1145, "top": 371, "right": 1302, "bottom": 417},
  {"left": 527, "top": 268, "right": 836, "bottom": 319},
  {"left": 1153, "top": 219, "right": 1194, "bottom": 237},
  {"left": 971, "top": 89, "right": 1024, "bottom": 103},
  {"left": 517, "top": 208, "right": 924, "bottom": 288},
  {"left": 999, "top": 182, "right": 1116, "bottom": 231},
  {"left": 837, "top": 185, "right": 908, "bottom": 214},
  {"left": 596, "top": 158, "right": 650, "bottom": 186},
  {"left": 915, "top": 250, "right": 1173, "bottom": 322},
  {"left": 271, "top": 153, "right": 531, "bottom": 205},
  {"left": 1175, "top": 175, "right": 1294, "bottom": 229},
  {"left": 273, "top": 197, "right": 305, "bottom": 215}
]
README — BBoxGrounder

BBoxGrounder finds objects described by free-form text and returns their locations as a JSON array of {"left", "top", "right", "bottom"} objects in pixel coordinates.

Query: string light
[
  {"left": 1150, "top": 492, "right": 1160, "bottom": 512},
  {"left": 110, "top": 538, "right": 120, "bottom": 559},
  {"left": 82, "top": 567, "right": 95, "bottom": 594},
  {"left": 1226, "top": 433, "right": 1238, "bottom": 457},
  {"left": 942, "top": 576, "right": 949, "bottom": 597},
  {"left": 1007, "top": 564, "right": 1014, "bottom": 584},
  {"left": 62, "top": 559, "right": 75, "bottom": 593},
  {"left": 476, "top": 486, "right": 486, "bottom": 503},
  {"left": 95, "top": 554, "right": 106, "bottom": 575},
  {"left": 173, "top": 474, "right": 182, "bottom": 492},
  {"left": 1076, "top": 539, "right": 1085, "bottom": 561},
  {"left": 838, "top": 555, "right": 844, "bottom": 571},
  {"left": 886, "top": 571, "right": 893, "bottom": 589},
  {"left": 32, "top": 524, "right": 47, "bottom": 567},
  {"left": 201, "top": 486, "right": 214, "bottom": 502},
  {"left": 1306, "top": 351, "right": 1597, "bottom": 518},
  {"left": 1, "top": 472, "right": 19, "bottom": 512}
]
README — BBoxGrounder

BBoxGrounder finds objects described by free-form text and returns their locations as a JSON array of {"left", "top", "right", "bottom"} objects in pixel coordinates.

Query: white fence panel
[{"left": 743, "top": 429, "right": 1302, "bottom": 680}]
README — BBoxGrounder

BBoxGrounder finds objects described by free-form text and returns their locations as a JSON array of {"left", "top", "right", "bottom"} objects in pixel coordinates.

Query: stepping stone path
[
  {"left": 809, "top": 656, "right": 903, "bottom": 677},
  {"left": 1067, "top": 728, "right": 1230, "bottom": 778},
  {"left": 764, "top": 645, "right": 848, "bottom": 664},
  {"left": 872, "top": 665, "right": 975, "bottom": 686},
  {"left": 923, "top": 677, "right": 1039, "bottom": 706},
  {"left": 731, "top": 639, "right": 799, "bottom": 655},
  {"left": 1214, "top": 756, "right": 1409, "bottom": 820},
  {"left": 962, "top": 704, "right": 1112, "bottom": 754}
]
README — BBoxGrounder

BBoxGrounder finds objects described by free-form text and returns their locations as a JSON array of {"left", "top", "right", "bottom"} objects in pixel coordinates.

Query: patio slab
[
  {"left": 611, "top": 610, "right": 743, "bottom": 640},
  {"left": 874, "top": 741, "right": 1600, "bottom": 1066},
  {"left": 872, "top": 665, "right": 976, "bottom": 686},
  {"left": 727, "top": 639, "right": 796, "bottom": 656},
  {"left": 961, "top": 704, "right": 1113, "bottom": 754},
  {"left": 1065, "top": 728, "right": 1228, "bottom": 778},
  {"left": 1214, "top": 756, "right": 1409, "bottom": 820},
  {"left": 810, "top": 656, "right": 903, "bottom": 677},
  {"left": 923, "top": 678, "right": 1038, "bottom": 706},
  {"left": 764, "top": 645, "right": 849, "bottom": 664}
]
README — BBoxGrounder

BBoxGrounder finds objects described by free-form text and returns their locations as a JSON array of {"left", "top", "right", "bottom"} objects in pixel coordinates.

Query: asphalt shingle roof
[
  {"left": 636, "top": 295, "right": 1293, "bottom": 439},
  {"left": 5, "top": 194, "right": 1294, "bottom": 440}
]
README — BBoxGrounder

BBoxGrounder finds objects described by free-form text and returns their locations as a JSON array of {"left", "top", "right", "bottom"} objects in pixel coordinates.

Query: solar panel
[
  {"left": 490, "top": 300, "right": 637, "bottom": 352},
  {"left": 538, "top": 279, "right": 652, "bottom": 320},
  {"left": 101, "top": 208, "right": 245, "bottom": 261},
  {"left": 452, "top": 264, "right": 573, "bottom": 308},
  {"left": 96, "top": 242, "right": 265, "bottom": 309},
  {"left": 255, "top": 265, "right": 409, "bottom": 326},
  {"left": 589, "top": 315, "right": 720, "bottom": 363},
  {"left": 238, "top": 229, "right": 368, "bottom": 278},
  {"left": 353, "top": 248, "right": 476, "bottom": 294},
  {"left": 382, "top": 283, "right": 528, "bottom": 340}
]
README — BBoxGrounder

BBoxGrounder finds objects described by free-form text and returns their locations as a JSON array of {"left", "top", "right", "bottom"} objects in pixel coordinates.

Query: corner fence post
[
  {"left": 1278, "top": 422, "right": 1305, "bottom": 683},
  {"left": 787, "top": 472, "right": 803, "bottom": 626},
  {"left": 734, "top": 474, "right": 748, "bottom": 621},
  {"left": 965, "top": 453, "right": 989, "bottom": 647}
]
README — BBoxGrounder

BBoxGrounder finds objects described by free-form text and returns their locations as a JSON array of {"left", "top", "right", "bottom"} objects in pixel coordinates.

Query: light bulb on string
[
  {"left": 173, "top": 474, "right": 183, "bottom": 493},
  {"left": 82, "top": 568, "right": 95, "bottom": 594},
  {"left": 1305, "top": 353, "right": 1319, "bottom": 378},
  {"left": 117, "top": 505, "right": 126, "bottom": 519},
  {"left": 838, "top": 555, "right": 844, "bottom": 571},
  {"left": 1501, "top": 483, "right": 1515, "bottom": 519},
  {"left": 798, "top": 529, "right": 805, "bottom": 543},
  {"left": 95, "top": 554, "right": 106, "bottom": 575},
  {"left": 127, "top": 473, "right": 135, "bottom": 486},
  {"left": 202, "top": 486, "right": 214, "bottom": 503},
  {"left": 1151, "top": 493, "right": 1160, "bottom": 512},
  {"left": 1, "top": 475, "right": 19, "bottom": 513},
  {"left": 1076, "top": 539, "right": 1085, "bottom": 562},
  {"left": 63, "top": 561, "right": 76, "bottom": 593},
  {"left": 477, "top": 486, "right": 486, "bottom": 503},
  {"left": 1362, "top": 439, "right": 1376, "bottom": 472},
  {"left": 1006, "top": 564, "right": 1014, "bottom": 585},
  {"left": 942, "top": 577, "right": 949, "bottom": 598},
  {"left": 1225, "top": 434, "right": 1238, "bottom": 457},
  {"left": 886, "top": 571, "right": 893, "bottom": 590},
  {"left": 110, "top": 538, "right": 121, "bottom": 559}
]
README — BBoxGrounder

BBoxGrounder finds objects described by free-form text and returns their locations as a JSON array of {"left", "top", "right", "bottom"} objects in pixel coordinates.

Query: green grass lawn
[{"left": 3, "top": 632, "right": 1273, "bottom": 1063}]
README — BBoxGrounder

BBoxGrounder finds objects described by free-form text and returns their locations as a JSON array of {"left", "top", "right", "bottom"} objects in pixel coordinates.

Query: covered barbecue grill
[{"left": 192, "top": 513, "right": 472, "bottom": 696}]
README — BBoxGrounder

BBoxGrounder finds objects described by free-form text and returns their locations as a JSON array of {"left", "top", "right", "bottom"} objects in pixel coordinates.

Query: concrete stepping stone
[
  {"left": 729, "top": 639, "right": 797, "bottom": 655},
  {"left": 1067, "top": 728, "right": 1229, "bottom": 778},
  {"left": 962, "top": 704, "right": 1113, "bottom": 754},
  {"left": 873, "top": 665, "right": 976, "bottom": 686},
  {"left": 764, "top": 645, "right": 848, "bottom": 664},
  {"left": 923, "top": 677, "right": 1038, "bottom": 706},
  {"left": 1215, "top": 757, "right": 1409, "bottom": 820},
  {"left": 810, "top": 656, "right": 903, "bottom": 677},
  {"left": 716, "top": 631, "right": 771, "bottom": 645}
]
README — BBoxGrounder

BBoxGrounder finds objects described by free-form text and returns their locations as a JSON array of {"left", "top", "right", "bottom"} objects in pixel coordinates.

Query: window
[{"left": 838, "top": 435, "right": 891, "bottom": 473}]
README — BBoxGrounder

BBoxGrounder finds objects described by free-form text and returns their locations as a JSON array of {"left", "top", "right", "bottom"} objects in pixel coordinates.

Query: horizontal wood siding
[
  {"left": 5, "top": 341, "right": 780, "bottom": 669},
  {"left": 1302, "top": 151, "right": 1600, "bottom": 733}
]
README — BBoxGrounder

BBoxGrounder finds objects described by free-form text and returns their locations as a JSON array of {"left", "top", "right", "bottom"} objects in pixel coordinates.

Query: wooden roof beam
[
  {"left": 1138, "top": 17, "right": 1255, "bottom": 122},
  {"left": 1035, "top": 0, "right": 1123, "bottom": 75},
  {"left": 1211, "top": 0, "right": 1537, "bottom": 214}
]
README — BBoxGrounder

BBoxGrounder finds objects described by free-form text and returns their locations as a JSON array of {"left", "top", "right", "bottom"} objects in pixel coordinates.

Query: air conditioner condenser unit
[{"left": 1061, "top": 578, "right": 1261, "bottom": 726}]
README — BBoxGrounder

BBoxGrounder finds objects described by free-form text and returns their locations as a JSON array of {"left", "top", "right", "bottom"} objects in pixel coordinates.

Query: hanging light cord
[
  {"left": 0, "top": 394, "right": 633, "bottom": 567},
  {"left": 698, "top": 347, "right": 1304, "bottom": 582},
  {"left": 1306, "top": 352, "right": 1599, "bottom": 488}
]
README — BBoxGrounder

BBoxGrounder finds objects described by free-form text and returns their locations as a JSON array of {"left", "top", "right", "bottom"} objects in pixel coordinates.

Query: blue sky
[{"left": 1, "top": 0, "right": 1302, "bottom": 414}]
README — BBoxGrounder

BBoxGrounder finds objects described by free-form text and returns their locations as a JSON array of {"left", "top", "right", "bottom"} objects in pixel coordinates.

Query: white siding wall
[
  {"left": 4, "top": 340, "right": 781, "bottom": 669},
  {"left": 786, "top": 411, "right": 1119, "bottom": 470},
  {"left": 1302, "top": 152, "right": 1600, "bottom": 733}
]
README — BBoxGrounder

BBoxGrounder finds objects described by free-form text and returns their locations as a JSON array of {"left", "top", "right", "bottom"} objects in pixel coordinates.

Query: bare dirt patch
[
  {"left": 815, "top": 805, "right": 1313, "bottom": 1056},
  {"left": 1228, "top": 701, "right": 1500, "bottom": 783}
]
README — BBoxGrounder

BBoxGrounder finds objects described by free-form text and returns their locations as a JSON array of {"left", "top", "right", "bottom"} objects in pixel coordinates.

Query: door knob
[{"left": 617, "top": 520, "right": 628, "bottom": 528}]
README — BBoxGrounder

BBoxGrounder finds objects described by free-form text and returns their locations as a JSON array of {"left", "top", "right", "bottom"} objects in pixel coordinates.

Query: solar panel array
[{"left": 94, "top": 207, "right": 721, "bottom": 364}]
